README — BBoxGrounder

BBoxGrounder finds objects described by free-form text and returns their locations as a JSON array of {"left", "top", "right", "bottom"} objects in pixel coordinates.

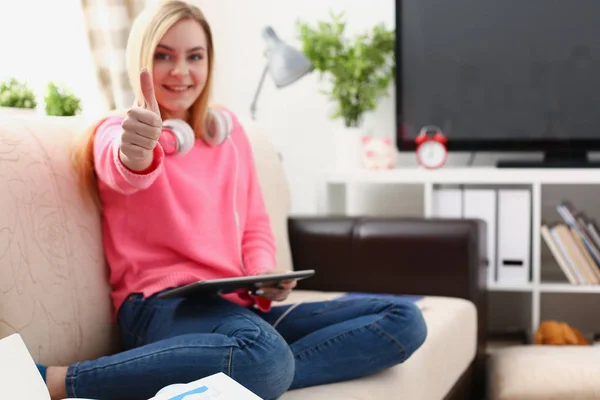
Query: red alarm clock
[{"left": 415, "top": 125, "right": 448, "bottom": 169}]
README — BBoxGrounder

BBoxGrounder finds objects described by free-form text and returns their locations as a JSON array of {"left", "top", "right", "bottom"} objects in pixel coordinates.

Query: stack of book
[{"left": 541, "top": 201, "right": 600, "bottom": 285}]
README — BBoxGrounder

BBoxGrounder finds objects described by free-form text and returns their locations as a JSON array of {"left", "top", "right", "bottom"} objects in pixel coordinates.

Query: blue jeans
[{"left": 65, "top": 292, "right": 427, "bottom": 400}]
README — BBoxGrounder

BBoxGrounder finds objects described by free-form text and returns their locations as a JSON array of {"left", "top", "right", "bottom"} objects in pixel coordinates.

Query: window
[{"left": 0, "top": 0, "right": 107, "bottom": 115}]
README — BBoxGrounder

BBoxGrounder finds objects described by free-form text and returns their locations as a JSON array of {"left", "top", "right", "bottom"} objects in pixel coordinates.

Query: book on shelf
[{"left": 541, "top": 201, "right": 600, "bottom": 285}]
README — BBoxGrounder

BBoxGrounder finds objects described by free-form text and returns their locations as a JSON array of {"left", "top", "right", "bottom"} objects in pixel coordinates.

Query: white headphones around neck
[
  {"left": 158, "top": 106, "right": 247, "bottom": 274},
  {"left": 160, "top": 106, "right": 233, "bottom": 156}
]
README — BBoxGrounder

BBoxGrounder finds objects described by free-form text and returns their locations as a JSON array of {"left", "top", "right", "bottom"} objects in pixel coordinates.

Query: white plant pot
[
  {"left": 0, "top": 107, "right": 37, "bottom": 116},
  {"left": 333, "top": 126, "right": 364, "bottom": 171}
]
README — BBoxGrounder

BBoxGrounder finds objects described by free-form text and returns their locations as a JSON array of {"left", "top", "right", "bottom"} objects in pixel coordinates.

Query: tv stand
[{"left": 497, "top": 150, "right": 600, "bottom": 168}]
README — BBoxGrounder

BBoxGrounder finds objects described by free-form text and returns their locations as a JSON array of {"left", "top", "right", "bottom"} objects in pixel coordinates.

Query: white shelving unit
[{"left": 323, "top": 167, "right": 600, "bottom": 334}]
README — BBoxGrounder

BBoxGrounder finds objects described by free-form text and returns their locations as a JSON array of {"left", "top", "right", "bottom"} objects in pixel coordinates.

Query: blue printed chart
[{"left": 151, "top": 372, "right": 262, "bottom": 400}]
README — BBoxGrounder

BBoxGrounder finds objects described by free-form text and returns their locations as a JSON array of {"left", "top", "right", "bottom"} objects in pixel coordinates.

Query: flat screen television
[{"left": 395, "top": 0, "right": 600, "bottom": 167}]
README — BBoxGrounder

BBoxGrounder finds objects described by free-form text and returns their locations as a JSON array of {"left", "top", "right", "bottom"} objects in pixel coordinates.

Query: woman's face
[{"left": 153, "top": 18, "right": 209, "bottom": 119}]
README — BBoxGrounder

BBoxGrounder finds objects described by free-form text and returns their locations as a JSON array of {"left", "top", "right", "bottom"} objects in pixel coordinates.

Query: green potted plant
[
  {"left": 297, "top": 12, "right": 395, "bottom": 168},
  {"left": 0, "top": 78, "right": 37, "bottom": 113},
  {"left": 44, "top": 82, "right": 81, "bottom": 116}
]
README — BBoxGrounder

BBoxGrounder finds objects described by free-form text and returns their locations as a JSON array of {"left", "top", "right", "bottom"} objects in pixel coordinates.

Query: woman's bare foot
[{"left": 46, "top": 366, "right": 68, "bottom": 400}]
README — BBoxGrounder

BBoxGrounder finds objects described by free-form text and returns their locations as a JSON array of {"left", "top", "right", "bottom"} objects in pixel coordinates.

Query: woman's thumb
[{"left": 140, "top": 68, "right": 160, "bottom": 115}]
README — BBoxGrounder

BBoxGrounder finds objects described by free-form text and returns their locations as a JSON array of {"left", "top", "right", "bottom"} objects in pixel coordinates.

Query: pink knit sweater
[{"left": 92, "top": 108, "right": 276, "bottom": 316}]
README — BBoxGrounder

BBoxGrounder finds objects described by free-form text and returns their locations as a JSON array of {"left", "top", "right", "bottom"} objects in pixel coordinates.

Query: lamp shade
[{"left": 262, "top": 26, "right": 313, "bottom": 88}]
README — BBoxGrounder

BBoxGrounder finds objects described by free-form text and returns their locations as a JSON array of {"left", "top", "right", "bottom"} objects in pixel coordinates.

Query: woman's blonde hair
[{"left": 71, "top": 0, "right": 215, "bottom": 209}]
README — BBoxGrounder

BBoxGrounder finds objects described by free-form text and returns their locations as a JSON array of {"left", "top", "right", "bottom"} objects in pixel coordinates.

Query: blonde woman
[{"left": 36, "top": 1, "right": 427, "bottom": 399}]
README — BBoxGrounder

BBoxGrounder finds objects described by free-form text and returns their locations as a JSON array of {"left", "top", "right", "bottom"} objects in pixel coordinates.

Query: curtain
[{"left": 80, "top": 0, "right": 146, "bottom": 111}]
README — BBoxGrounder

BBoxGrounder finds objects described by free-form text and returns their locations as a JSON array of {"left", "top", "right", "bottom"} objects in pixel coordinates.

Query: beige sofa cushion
[
  {"left": 488, "top": 345, "right": 600, "bottom": 400},
  {"left": 279, "top": 291, "right": 478, "bottom": 400},
  {"left": 0, "top": 114, "right": 119, "bottom": 365}
]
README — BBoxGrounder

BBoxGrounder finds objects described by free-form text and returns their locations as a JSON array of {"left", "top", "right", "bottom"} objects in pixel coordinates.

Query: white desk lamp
[{"left": 249, "top": 26, "right": 313, "bottom": 120}]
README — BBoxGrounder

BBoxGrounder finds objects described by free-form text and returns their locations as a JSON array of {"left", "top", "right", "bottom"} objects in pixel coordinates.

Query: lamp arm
[{"left": 250, "top": 64, "right": 269, "bottom": 120}]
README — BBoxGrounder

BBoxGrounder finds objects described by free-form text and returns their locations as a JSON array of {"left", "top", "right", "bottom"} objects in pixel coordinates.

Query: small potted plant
[
  {"left": 0, "top": 78, "right": 37, "bottom": 114},
  {"left": 297, "top": 12, "right": 395, "bottom": 169},
  {"left": 44, "top": 82, "right": 82, "bottom": 116}
]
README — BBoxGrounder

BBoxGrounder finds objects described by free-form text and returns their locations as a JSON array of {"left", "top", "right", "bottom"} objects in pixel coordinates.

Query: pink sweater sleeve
[
  {"left": 229, "top": 113, "right": 278, "bottom": 276},
  {"left": 93, "top": 116, "right": 165, "bottom": 194}
]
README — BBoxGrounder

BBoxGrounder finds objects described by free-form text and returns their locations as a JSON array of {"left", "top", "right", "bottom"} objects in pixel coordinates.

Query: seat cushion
[
  {"left": 279, "top": 290, "right": 477, "bottom": 400},
  {"left": 488, "top": 345, "right": 600, "bottom": 400}
]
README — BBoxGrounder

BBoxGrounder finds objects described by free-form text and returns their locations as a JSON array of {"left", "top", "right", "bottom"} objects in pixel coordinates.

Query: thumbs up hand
[{"left": 119, "top": 69, "right": 163, "bottom": 171}]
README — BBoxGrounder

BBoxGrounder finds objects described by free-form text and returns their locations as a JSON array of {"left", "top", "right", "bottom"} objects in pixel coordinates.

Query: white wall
[{"left": 194, "top": 0, "right": 412, "bottom": 216}]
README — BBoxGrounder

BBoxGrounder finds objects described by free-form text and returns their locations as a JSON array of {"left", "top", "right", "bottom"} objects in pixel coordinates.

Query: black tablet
[{"left": 157, "top": 269, "right": 316, "bottom": 299}]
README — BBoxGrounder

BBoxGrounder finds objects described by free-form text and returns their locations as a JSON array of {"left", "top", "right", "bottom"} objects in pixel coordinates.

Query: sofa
[{"left": 0, "top": 111, "right": 487, "bottom": 399}]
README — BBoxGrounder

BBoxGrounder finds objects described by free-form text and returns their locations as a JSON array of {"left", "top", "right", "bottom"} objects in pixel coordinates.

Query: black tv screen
[{"left": 396, "top": 0, "right": 600, "bottom": 153}]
